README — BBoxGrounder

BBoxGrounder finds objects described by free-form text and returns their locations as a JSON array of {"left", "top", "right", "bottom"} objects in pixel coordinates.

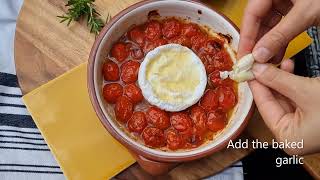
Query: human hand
[
  {"left": 239, "top": 0, "right": 320, "bottom": 155},
  {"left": 238, "top": 0, "right": 320, "bottom": 62}
]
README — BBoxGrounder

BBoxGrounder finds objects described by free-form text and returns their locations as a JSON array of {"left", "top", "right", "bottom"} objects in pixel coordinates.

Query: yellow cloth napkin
[
  {"left": 22, "top": 1, "right": 312, "bottom": 180},
  {"left": 23, "top": 63, "right": 135, "bottom": 180}
]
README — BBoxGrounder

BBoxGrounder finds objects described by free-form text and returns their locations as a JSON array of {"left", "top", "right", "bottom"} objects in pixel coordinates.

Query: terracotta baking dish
[{"left": 88, "top": 0, "right": 254, "bottom": 175}]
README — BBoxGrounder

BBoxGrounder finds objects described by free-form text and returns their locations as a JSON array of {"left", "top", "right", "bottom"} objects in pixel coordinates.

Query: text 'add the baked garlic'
[{"left": 138, "top": 44, "right": 207, "bottom": 112}]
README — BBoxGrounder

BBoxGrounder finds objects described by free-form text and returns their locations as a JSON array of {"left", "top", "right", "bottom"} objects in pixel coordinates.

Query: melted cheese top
[{"left": 138, "top": 44, "right": 207, "bottom": 112}]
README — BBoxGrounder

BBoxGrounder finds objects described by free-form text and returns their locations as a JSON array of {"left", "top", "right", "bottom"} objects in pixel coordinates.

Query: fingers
[
  {"left": 249, "top": 80, "right": 286, "bottom": 132},
  {"left": 252, "top": 62, "right": 308, "bottom": 104},
  {"left": 252, "top": 3, "right": 315, "bottom": 63},
  {"left": 280, "top": 59, "right": 294, "bottom": 73},
  {"left": 238, "top": 0, "right": 272, "bottom": 58}
]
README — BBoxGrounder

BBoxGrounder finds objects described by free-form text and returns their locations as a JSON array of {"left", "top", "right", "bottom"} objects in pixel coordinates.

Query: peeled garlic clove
[
  {"left": 235, "top": 54, "right": 254, "bottom": 72},
  {"left": 220, "top": 71, "right": 230, "bottom": 80},
  {"left": 229, "top": 70, "right": 255, "bottom": 82}
]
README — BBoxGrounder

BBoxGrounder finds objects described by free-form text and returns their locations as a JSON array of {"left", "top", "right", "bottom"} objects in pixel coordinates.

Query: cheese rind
[{"left": 138, "top": 44, "right": 207, "bottom": 112}]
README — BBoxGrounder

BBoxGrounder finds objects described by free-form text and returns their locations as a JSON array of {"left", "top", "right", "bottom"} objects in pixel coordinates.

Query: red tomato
[
  {"left": 143, "top": 38, "right": 168, "bottom": 53},
  {"left": 200, "top": 89, "right": 219, "bottom": 111},
  {"left": 123, "top": 84, "right": 143, "bottom": 104},
  {"left": 208, "top": 51, "right": 233, "bottom": 71},
  {"left": 208, "top": 70, "right": 234, "bottom": 87},
  {"left": 203, "top": 39, "right": 223, "bottom": 54},
  {"left": 190, "top": 105, "right": 207, "bottom": 135},
  {"left": 146, "top": 107, "right": 170, "bottom": 130},
  {"left": 111, "top": 43, "right": 129, "bottom": 62},
  {"left": 162, "top": 18, "right": 182, "bottom": 39},
  {"left": 168, "top": 36, "right": 191, "bottom": 48},
  {"left": 142, "top": 127, "right": 166, "bottom": 148},
  {"left": 206, "top": 110, "right": 226, "bottom": 132},
  {"left": 170, "top": 112, "right": 193, "bottom": 135},
  {"left": 102, "top": 60, "right": 119, "bottom": 81},
  {"left": 127, "top": 111, "right": 147, "bottom": 134},
  {"left": 166, "top": 129, "right": 183, "bottom": 150},
  {"left": 121, "top": 60, "right": 140, "bottom": 84},
  {"left": 181, "top": 23, "right": 201, "bottom": 37},
  {"left": 128, "top": 27, "right": 145, "bottom": 45},
  {"left": 144, "top": 20, "right": 162, "bottom": 40},
  {"left": 191, "top": 33, "right": 207, "bottom": 52},
  {"left": 115, "top": 96, "right": 133, "bottom": 123},
  {"left": 102, "top": 83, "right": 123, "bottom": 104},
  {"left": 217, "top": 86, "right": 237, "bottom": 111}
]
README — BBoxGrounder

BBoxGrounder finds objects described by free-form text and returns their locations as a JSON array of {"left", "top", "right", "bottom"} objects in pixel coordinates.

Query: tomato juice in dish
[{"left": 101, "top": 17, "right": 237, "bottom": 151}]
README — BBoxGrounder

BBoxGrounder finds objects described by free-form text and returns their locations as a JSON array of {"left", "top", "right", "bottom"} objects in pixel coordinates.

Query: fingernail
[
  {"left": 252, "top": 63, "right": 268, "bottom": 77},
  {"left": 253, "top": 47, "right": 272, "bottom": 62}
]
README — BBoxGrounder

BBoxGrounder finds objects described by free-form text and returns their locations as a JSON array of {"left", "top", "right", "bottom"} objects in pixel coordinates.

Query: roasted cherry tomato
[
  {"left": 210, "top": 51, "right": 233, "bottom": 71},
  {"left": 217, "top": 86, "right": 237, "bottom": 111},
  {"left": 142, "top": 127, "right": 166, "bottom": 148},
  {"left": 143, "top": 38, "right": 168, "bottom": 53},
  {"left": 191, "top": 33, "right": 207, "bottom": 52},
  {"left": 170, "top": 112, "right": 193, "bottom": 137},
  {"left": 200, "top": 89, "right": 219, "bottom": 111},
  {"left": 190, "top": 105, "right": 207, "bottom": 135},
  {"left": 206, "top": 110, "right": 226, "bottom": 132},
  {"left": 121, "top": 60, "right": 140, "bottom": 84},
  {"left": 145, "top": 20, "right": 162, "bottom": 40},
  {"left": 208, "top": 70, "right": 234, "bottom": 87},
  {"left": 127, "top": 111, "right": 147, "bottom": 134},
  {"left": 128, "top": 27, "right": 145, "bottom": 45},
  {"left": 102, "top": 83, "right": 123, "bottom": 103},
  {"left": 115, "top": 96, "right": 133, "bottom": 123},
  {"left": 102, "top": 60, "right": 119, "bottom": 81},
  {"left": 123, "top": 84, "right": 143, "bottom": 104},
  {"left": 111, "top": 43, "right": 129, "bottom": 62},
  {"left": 181, "top": 23, "right": 201, "bottom": 37},
  {"left": 146, "top": 107, "right": 170, "bottom": 130},
  {"left": 168, "top": 36, "right": 191, "bottom": 48},
  {"left": 166, "top": 129, "right": 183, "bottom": 150},
  {"left": 162, "top": 18, "right": 182, "bottom": 39},
  {"left": 203, "top": 39, "right": 223, "bottom": 54}
]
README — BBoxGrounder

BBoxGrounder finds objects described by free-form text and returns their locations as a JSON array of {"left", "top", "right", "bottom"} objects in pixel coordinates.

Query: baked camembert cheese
[{"left": 138, "top": 44, "right": 207, "bottom": 112}]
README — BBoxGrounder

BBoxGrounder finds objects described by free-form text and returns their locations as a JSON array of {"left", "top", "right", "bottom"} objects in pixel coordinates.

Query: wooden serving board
[{"left": 14, "top": 0, "right": 320, "bottom": 179}]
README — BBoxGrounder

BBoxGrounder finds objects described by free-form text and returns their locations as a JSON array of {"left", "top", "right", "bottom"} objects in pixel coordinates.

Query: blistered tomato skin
[
  {"left": 123, "top": 84, "right": 143, "bottom": 104},
  {"left": 217, "top": 86, "right": 237, "bottom": 111},
  {"left": 190, "top": 105, "right": 207, "bottom": 135},
  {"left": 102, "top": 83, "right": 123, "bottom": 104},
  {"left": 142, "top": 127, "right": 166, "bottom": 148},
  {"left": 170, "top": 112, "right": 193, "bottom": 134},
  {"left": 166, "top": 130, "right": 183, "bottom": 150},
  {"left": 102, "top": 61, "right": 119, "bottom": 81},
  {"left": 111, "top": 43, "right": 129, "bottom": 62},
  {"left": 181, "top": 23, "right": 201, "bottom": 37},
  {"left": 129, "top": 27, "right": 145, "bottom": 45},
  {"left": 208, "top": 70, "right": 235, "bottom": 88},
  {"left": 206, "top": 110, "right": 226, "bottom": 132},
  {"left": 115, "top": 96, "right": 133, "bottom": 123},
  {"left": 145, "top": 21, "right": 162, "bottom": 40},
  {"left": 143, "top": 38, "right": 168, "bottom": 53},
  {"left": 200, "top": 89, "right": 219, "bottom": 111},
  {"left": 127, "top": 111, "right": 147, "bottom": 134},
  {"left": 121, "top": 60, "right": 140, "bottom": 84},
  {"left": 146, "top": 107, "right": 170, "bottom": 130},
  {"left": 162, "top": 19, "right": 182, "bottom": 39}
]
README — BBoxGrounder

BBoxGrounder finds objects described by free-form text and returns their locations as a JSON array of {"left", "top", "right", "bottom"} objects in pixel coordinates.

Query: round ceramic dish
[{"left": 88, "top": 0, "right": 253, "bottom": 162}]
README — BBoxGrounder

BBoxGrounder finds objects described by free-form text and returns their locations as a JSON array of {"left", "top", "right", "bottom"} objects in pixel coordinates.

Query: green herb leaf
[{"left": 57, "top": 0, "right": 110, "bottom": 35}]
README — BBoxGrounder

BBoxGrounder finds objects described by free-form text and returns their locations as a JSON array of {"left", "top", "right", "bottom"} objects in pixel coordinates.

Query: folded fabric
[{"left": 23, "top": 63, "right": 135, "bottom": 180}]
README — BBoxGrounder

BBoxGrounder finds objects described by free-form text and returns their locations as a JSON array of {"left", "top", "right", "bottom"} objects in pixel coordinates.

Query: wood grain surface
[{"left": 14, "top": 0, "right": 320, "bottom": 179}]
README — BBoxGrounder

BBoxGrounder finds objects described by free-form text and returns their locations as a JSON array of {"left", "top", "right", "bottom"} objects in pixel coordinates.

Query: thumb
[
  {"left": 252, "top": 2, "right": 315, "bottom": 63},
  {"left": 252, "top": 63, "right": 309, "bottom": 104}
]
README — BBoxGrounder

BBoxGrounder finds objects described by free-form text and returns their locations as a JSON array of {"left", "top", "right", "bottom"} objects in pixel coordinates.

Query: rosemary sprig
[{"left": 57, "top": 0, "right": 110, "bottom": 35}]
